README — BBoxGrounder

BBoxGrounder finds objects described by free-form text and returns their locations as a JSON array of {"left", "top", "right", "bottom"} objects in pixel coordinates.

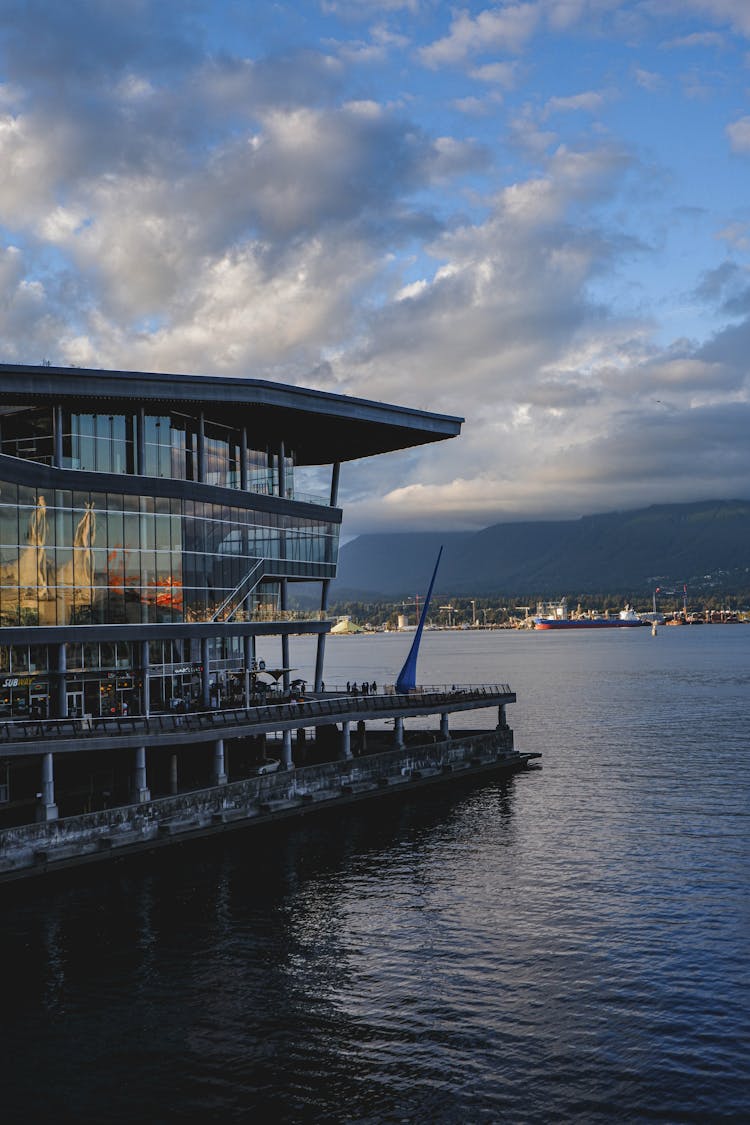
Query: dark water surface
[{"left": 2, "top": 627, "right": 748, "bottom": 1123}]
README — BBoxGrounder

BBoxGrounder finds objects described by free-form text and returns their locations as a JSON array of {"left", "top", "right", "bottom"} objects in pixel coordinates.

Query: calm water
[{"left": 2, "top": 627, "right": 748, "bottom": 1123}]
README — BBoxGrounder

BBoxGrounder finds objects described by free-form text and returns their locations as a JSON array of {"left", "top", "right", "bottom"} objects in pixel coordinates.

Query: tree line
[{"left": 326, "top": 590, "right": 750, "bottom": 629}]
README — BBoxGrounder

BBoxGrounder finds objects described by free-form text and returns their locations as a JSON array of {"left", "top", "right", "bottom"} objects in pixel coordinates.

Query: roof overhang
[{"left": 0, "top": 363, "right": 463, "bottom": 466}]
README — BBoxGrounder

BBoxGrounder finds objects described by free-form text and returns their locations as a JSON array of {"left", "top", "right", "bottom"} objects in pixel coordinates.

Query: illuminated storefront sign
[{"left": 1, "top": 676, "right": 48, "bottom": 691}]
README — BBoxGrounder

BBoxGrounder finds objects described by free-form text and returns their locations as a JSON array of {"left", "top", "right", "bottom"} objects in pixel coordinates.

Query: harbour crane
[
  {"left": 439, "top": 604, "right": 455, "bottom": 627},
  {"left": 393, "top": 595, "right": 421, "bottom": 627}
]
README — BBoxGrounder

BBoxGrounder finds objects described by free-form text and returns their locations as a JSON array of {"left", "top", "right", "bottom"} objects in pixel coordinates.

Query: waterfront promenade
[{"left": 0, "top": 684, "right": 514, "bottom": 755}]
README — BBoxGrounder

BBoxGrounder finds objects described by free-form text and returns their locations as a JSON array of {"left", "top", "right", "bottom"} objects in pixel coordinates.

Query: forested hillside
[{"left": 332, "top": 500, "right": 750, "bottom": 598}]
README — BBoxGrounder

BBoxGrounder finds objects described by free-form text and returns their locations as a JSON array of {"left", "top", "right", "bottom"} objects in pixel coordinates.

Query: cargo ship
[{"left": 533, "top": 599, "right": 645, "bottom": 630}]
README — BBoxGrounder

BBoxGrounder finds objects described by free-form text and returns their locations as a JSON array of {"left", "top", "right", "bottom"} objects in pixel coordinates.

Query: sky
[{"left": 1, "top": 1, "right": 750, "bottom": 536}]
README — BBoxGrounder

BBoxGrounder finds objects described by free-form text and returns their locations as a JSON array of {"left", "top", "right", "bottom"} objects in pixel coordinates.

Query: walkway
[{"left": 0, "top": 685, "right": 515, "bottom": 755}]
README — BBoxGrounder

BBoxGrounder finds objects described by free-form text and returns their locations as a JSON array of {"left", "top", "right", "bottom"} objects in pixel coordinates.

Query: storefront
[
  {"left": 148, "top": 662, "right": 203, "bottom": 713},
  {"left": 0, "top": 674, "right": 50, "bottom": 719}
]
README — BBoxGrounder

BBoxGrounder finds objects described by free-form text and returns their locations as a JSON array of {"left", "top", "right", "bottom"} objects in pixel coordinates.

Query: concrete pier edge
[{"left": 0, "top": 730, "right": 540, "bottom": 885}]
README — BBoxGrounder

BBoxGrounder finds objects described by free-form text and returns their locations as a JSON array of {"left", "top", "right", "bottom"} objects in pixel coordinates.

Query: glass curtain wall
[
  {"left": 0, "top": 408, "right": 302, "bottom": 498},
  {"left": 65, "top": 414, "right": 136, "bottom": 474},
  {"left": 0, "top": 481, "right": 338, "bottom": 627},
  {"left": 0, "top": 408, "right": 54, "bottom": 465}
]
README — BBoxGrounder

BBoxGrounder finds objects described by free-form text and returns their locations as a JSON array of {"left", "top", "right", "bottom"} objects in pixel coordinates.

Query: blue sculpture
[{"left": 395, "top": 546, "right": 443, "bottom": 693}]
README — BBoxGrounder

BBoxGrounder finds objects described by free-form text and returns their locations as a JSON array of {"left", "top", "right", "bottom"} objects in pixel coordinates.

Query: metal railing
[
  {"left": 0, "top": 685, "right": 514, "bottom": 745},
  {"left": 210, "top": 558, "right": 264, "bottom": 622},
  {"left": 330, "top": 683, "right": 512, "bottom": 696}
]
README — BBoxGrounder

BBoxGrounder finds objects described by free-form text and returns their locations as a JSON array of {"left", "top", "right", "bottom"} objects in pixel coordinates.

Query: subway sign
[{"left": 2, "top": 676, "right": 49, "bottom": 690}]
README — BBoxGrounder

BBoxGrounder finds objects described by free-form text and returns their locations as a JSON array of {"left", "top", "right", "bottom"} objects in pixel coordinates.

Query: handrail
[
  {"left": 211, "top": 557, "right": 265, "bottom": 622},
  {"left": 0, "top": 684, "right": 515, "bottom": 745}
]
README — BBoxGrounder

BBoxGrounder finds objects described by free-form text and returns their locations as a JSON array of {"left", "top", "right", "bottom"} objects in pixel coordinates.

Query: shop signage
[{"left": 1, "top": 676, "right": 48, "bottom": 690}]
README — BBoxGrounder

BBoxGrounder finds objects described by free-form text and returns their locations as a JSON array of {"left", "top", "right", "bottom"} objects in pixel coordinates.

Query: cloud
[
  {"left": 541, "top": 90, "right": 607, "bottom": 118},
  {"left": 692, "top": 260, "right": 750, "bottom": 316},
  {"left": 3, "top": 88, "right": 450, "bottom": 323},
  {"left": 326, "top": 123, "right": 750, "bottom": 532},
  {"left": 717, "top": 221, "right": 750, "bottom": 250},
  {"left": 419, "top": 4, "right": 540, "bottom": 68},
  {"left": 0, "top": 0, "right": 749, "bottom": 538},
  {"left": 665, "top": 1, "right": 750, "bottom": 38},
  {"left": 633, "top": 67, "right": 665, "bottom": 91},
  {"left": 321, "top": 0, "right": 420, "bottom": 14},
  {"left": 331, "top": 21, "right": 410, "bottom": 64},
  {"left": 452, "top": 93, "right": 504, "bottom": 117},
  {"left": 664, "top": 31, "right": 728, "bottom": 49},
  {"left": 469, "top": 61, "right": 519, "bottom": 87},
  {"left": 726, "top": 115, "right": 750, "bottom": 152}
]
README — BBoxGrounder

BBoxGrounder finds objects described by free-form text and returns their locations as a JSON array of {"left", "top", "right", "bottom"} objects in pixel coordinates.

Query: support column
[
  {"left": 140, "top": 639, "right": 150, "bottom": 718},
  {"left": 267, "top": 448, "right": 275, "bottom": 495},
  {"left": 357, "top": 719, "right": 367, "bottom": 755},
  {"left": 198, "top": 411, "right": 206, "bottom": 483},
  {"left": 244, "top": 635, "right": 252, "bottom": 708},
  {"left": 212, "top": 738, "right": 228, "bottom": 786},
  {"left": 281, "top": 629, "right": 290, "bottom": 694},
  {"left": 57, "top": 642, "right": 67, "bottom": 719},
  {"left": 53, "top": 405, "right": 64, "bottom": 469},
  {"left": 132, "top": 747, "right": 150, "bottom": 804},
  {"left": 201, "top": 637, "right": 211, "bottom": 709},
  {"left": 440, "top": 713, "right": 450, "bottom": 740},
  {"left": 37, "top": 752, "right": 59, "bottom": 821},
  {"left": 340, "top": 720, "right": 352, "bottom": 760},
  {"left": 314, "top": 619, "right": 328, "bottom": 694},
  {"left": 282, "top": 729, "right": 293, "bottom": 770},
  {"left": 498, "top": 704, "right": 507, "bottom": 729},
  {"left": 329, "top": 461, "right": 341, "bottom": 508},
  {"left": 280, "top": 569, "right": 290, "bottom": 695},
  {"left": 314, "top": 462, "right": 340, "bottom": 692},
  {"left": 169, "top": 753, "right": 178, "bottom": 795},
  {"left": 394, "top": 716, "right": 405, "bottom": 750},
  {"left": 240, "top": 425, "right": 248, "bottom": 491},
  {"left": 136, "top": 407, "right": 145, "bottom": 474},
  {"left": 278, "top": 440, "right": 286, "bottom": 499}
]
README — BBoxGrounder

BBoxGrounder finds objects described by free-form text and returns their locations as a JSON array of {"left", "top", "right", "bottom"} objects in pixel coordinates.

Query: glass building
[{"left": 0, "top": 363, "right": 461, "bottom": 727}]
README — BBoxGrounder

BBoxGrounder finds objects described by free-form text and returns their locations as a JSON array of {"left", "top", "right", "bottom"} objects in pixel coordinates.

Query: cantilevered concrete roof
[{"left": 0, "top": 363, "right": 462, "bottom": 465}]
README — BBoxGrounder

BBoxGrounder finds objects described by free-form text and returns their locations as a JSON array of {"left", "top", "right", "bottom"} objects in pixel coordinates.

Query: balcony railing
[
  {"left": 0, "top": 684, "right": 515, "bottom": 745},
  {"left": 185, "top": 607, "right": 332, "bottom": 624}
]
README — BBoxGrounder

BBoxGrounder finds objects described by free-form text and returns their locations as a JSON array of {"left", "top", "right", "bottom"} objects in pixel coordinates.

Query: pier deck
[
  {"left": 0, "top": 685, "right": 515, "bottom": 756},
  {"left": 0, "top": 731, "right": 540, "bottom": 885}
]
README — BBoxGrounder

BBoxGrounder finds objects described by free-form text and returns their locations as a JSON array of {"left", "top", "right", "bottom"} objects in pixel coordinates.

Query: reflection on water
[{"left": 1, "top": 628, "right": 748, "bottom": 1122}]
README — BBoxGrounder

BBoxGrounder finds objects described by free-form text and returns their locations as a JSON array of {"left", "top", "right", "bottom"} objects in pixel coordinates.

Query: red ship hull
[{"left": 533, "top": 619, "right": 644, "bottom": 630}]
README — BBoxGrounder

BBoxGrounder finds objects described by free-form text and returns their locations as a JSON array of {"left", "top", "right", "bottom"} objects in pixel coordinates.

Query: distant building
[{"left": 330, "top": 616, "right": 364, "bottom": 634}]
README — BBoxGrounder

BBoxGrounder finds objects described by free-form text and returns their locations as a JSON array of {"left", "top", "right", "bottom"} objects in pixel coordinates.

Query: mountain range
[{"left": 330, "top": 500, "right": 750, "bottom": 599}]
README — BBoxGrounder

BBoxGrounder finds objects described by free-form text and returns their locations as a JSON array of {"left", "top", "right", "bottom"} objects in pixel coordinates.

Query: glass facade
[
  {"left": 0, "top": 638, "right": 209, "bottom": 719},
  {"left": 0, "top": 407, "right": 299, "bottom": 497},
  {"left": 0, "top": 483, "right": 338, "bottom": 627},
  {"left": 0, "top": 393, "right": 351, "bottom": 725},
  {"left": 65, "top": 413, "right": 136, "bottom": 474},
  {"left": 0, "top": 369, "right": 465, "bottom": 827},
  {"left": 0, "top": 408, "right": 54, "bottom": 465}
]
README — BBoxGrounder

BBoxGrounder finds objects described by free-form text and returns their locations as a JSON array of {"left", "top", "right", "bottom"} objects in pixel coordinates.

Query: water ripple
[{"left": 1, "top": 627, "right": 749, "bottom": 1122}]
